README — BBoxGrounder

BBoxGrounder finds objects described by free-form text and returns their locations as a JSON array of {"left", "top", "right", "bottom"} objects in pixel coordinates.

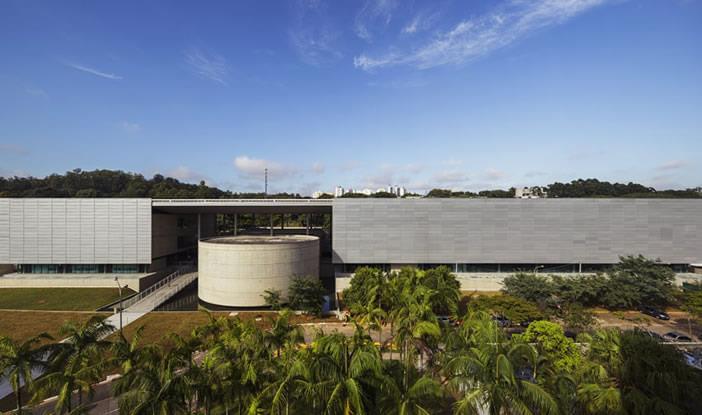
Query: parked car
[
  {"left": 643, "top": 330, "right": 665, "bottom": 342},
  {"left": 641, "top": 305, "right": 670, "bottom": 320},
  {"left": 519, "top": 319, "right": 535, "bottom": 328},
  {"left": 437, "top": 315, "right": 456, "bottom": 327},
  {"left": 492, "top": 315, "right": 511, "bottom": 328},
  {"left": 663, "top": 332, "right": 693, "bottom": 342}
]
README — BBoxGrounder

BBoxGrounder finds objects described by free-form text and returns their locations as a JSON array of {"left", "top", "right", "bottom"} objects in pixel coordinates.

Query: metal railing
[{"left": 120, "top": 267, "right": 196, "bottom": 312}]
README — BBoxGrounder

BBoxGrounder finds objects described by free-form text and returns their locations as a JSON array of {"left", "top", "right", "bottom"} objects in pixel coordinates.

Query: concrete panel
[
  {"left": 0, "top": 198, "right": 152, "bottom": 264},
  {"left": 198, "top": 235, "right": 319, "bottom": 307},
  {"left": 332, "top": 199, "right": 702, "bottom": 265}
]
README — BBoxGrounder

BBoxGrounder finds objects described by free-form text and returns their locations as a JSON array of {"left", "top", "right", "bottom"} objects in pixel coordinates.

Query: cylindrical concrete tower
[{"left": 198, "top": 235, "right": 320, "bottom": 307}]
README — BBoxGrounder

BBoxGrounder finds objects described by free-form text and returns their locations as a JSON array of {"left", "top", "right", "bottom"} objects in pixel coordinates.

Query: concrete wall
[
  {"left": 0, "top": 264, "right": 14, "bottom": 275},
  {"left": 332, "top": 199, "right": 702, "bottom": 265},
  {"left": 151, "top": 213, "right": 198, "bottom": 259},
  {"left": 198, "top": 235, "right": 319, "bottom": 307},
  {"left": 0, "top": 198, "right": 151, "bottom": 264}
]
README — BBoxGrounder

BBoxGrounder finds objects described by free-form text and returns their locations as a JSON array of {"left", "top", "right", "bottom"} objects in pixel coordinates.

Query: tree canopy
[{"left": 0, "top": 169, "right": 303, "bottom": 199}]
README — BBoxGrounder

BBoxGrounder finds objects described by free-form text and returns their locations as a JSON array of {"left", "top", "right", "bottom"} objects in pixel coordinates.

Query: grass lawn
[
  {"left": 0, "top": 310, "right": 109, "bottom": 343},
  {"left": 0, "top": 287, "right": 135, "bottom": 311},
  {"left": 108, "top": 311, "right": 338, "bottom": 347}
]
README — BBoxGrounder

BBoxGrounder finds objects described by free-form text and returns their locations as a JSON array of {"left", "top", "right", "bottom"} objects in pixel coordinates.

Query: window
[
  {"left": 30, "top": 264, "right": 60, "bottom": 273},
  {"left": 112, "top": 264, "right": 139, "bottom": 274},
  {"left": 457, "top": 264, "right": 499, "bottom": 273},
  {"left": 71, "top": 264, "right": 99, "bottom": 273}
]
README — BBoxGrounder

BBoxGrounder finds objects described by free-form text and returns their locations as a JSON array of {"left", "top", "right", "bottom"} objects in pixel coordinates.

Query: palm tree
[
  {"left": 111, "top": 326, "right": 145, "bottom": 375},
  {"left": 444, "top": 313, "right": 558, "bottom": 415},
  {"left": 310, "top": 327, "right": 384, "bottom": 414},
  {"left": 392, "top": 287, "right": 441, "bottom": 372},
  {"left": 168, "top": 330, "right": 203, "bottom": 413},
  {"left": 0, "top": 333, "right": 54, "bottom": 414},
  {"left": 114, "top": 347, "right": 188, "bottom": 415},
  {"left": 263, "top": 310, "right": 304, "bottom": 358},
  {"left": 36, "top": 316, "right": 113, "bottom": 414},
  {"left": 379, "top": 360, "right": 445, "bottom": 415}
]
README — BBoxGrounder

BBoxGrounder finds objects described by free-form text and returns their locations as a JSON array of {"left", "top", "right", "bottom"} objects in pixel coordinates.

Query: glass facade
[
  {"left": 336, "top": 263, "right": 689, "bottom": 274},
  {"left": 16, "top": 264, "right": 147, "bottom": 274}
]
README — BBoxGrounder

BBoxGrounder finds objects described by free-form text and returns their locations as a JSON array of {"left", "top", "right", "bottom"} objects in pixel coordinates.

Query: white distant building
[
  {"left": 331, "top": 185, "right": 408, "bottom": 197},
  {"left": 514, "top": 186, "right": 547, "bottom": 199}
]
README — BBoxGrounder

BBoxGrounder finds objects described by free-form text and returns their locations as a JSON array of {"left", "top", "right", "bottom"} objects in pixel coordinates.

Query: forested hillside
[
  {"left": 0, "top": 170, "right": 699, "bottom": 198},
  {"left": 0, "top": 169, "right": 301, "bottom": 199}
]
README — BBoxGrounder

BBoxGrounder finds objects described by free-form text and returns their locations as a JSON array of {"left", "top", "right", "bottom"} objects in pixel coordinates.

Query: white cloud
[
  {"left": 401, "top": 9, "right": 440, "bottom": 35},
  {"left": 167, "top": 166, "right": 211, "bottom": 184},
  {"left": 120, "top": 121, "right": 141, "bottom": 134},
  {"left": 289, "top": 0, "right": 343, "bottom": 65},
  {"left": 0, "top": 144, "right": 29, "bottom": 156},
  {"left": 484, "top": 168, "right": 507, "bottom": 181},
  {"left": 66, "top": 62, "right": 122, "bottom": 79},
  {"left": 312, "top": 162, "right": 325, "bottom": 174},
  {"left": 355, "top": 0, "right": 611, "bottom": 71},
  {"left": 525, "top": 170, "right": 547, "bottom": 178},
  {"left": 354, "top": 0, "right": 398, "bottom": 42},
  {"left": 656, "top": 160, "right": 687, "bottom": 171},
  {"left": 233, "top": 156, "right": 300, "bottom": 178},
  {"left": 431, "top": 170, "right": 470, "bottom": 186},
  {"left": 184, "top": 49, "right": 229, "bottom": 85}
]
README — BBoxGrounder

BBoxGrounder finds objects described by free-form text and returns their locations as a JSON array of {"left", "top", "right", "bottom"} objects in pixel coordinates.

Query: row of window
[
  {"left": 15, "top": 264, "right": 148, "bottom": 274},
  {"left": 335, "top": 263, "right": 691, "bottom": 274}
]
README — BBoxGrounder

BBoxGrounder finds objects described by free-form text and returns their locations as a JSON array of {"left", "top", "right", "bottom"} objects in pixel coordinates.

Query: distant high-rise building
[{"left": 334, "top": 186, "right": 345, "bottom": 198}]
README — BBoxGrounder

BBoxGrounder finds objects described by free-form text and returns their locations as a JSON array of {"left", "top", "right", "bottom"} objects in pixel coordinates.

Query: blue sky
[{"left": 1, "top": 0, "right": 700, "bottom": 195}]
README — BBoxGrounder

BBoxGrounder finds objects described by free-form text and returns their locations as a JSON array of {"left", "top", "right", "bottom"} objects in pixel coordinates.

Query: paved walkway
[{"left": 100, "top": 271, "right": 197, "bottom": 338}]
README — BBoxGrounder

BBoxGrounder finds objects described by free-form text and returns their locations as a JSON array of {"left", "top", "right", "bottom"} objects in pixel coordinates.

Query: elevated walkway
[{"left": 102, "top": 268, "right": 197, "bottom": 337}]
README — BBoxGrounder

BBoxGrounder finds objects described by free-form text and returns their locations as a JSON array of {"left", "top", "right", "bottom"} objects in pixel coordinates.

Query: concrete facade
[
  {"left": 332, "top": 198, "right": 702, "bottom": 265},
  {"left": 198, "top": 235, "right": 319, "bottom": 307},
  {"left": 0, "top": 198, "right": 151, "bottom": 264}
]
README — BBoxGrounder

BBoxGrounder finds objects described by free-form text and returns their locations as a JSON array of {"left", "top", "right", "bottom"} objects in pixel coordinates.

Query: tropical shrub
[
  {"left": 521, "top": 321, "right": 581, "bottom": 372},
  {"left": 503, "top": 255, "right": 677, "bottom": 310},
  {"left": 465, "top": 294, "right": 545, "bottom": 324},
  {"left": 288, "top": 276, "right": 326, "bottom": 315}
]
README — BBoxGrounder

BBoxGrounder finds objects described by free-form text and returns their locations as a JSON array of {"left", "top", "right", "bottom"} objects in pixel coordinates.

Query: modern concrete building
[
  {"left": 198, "top": 235, "right": 319, "bottom": 307},
  {"left": 1, "top": 197, "right": 701, "bottom": 300}
]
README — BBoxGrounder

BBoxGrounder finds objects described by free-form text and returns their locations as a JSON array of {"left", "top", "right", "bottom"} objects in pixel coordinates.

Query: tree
[
  {"left": 465, "top": 294, "right": 545, "bottom": 325},
  {"left": 114, "top": 347, "right": 188, "bottom": 415},
  {"left": 618, "top": 330, "right": 702, "bottom": 415},
  {"left": 603, "top": 255, "right": 675, "bottom": 308},
  {"left": 311, "top": 328, "right": 384, "bottom": 414},
  {"left": 288, "top": 277, "right": 326, "bottom": 315},
  {"left": 502, "top": 273, "right": 555, "bottom": 304},
  {"left": 521, "top": 321, "right": 581, "bottom": 373},
  {"left": 262, "top": 289, "right": 283, "bottom": 310},
  {"left": 422, "top": 265, "right": 461, "bottom": 316},
  {"left": 0, "top": 333, "right": 54, "bottom": 414},
  {"left": 379, "top": 361, "right": 445, "bottom": 415},
  {"left": 38, "top": 315, "right": 114, "bottom": 413},
  {"left": 444, "top": 313, "right": 558, "bottom": 415}
]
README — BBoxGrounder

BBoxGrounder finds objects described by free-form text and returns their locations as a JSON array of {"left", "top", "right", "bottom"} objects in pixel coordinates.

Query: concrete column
[
  {"left": 306, "top": 214, "right": 310, "bottom": 235},
  {"left": 578, "top": 263, "right": 582, "bottom": 273},
  {"left": 234, "top": 214, "right": 238, "bottom": 236}
]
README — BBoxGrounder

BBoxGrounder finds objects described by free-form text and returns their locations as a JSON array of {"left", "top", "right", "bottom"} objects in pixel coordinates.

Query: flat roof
[
  {"left": 201, "top": 235, "right": 318, "bottom": 245},
  {"left": 152, "top": 198, "right": 333, "bottom": 214}
]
